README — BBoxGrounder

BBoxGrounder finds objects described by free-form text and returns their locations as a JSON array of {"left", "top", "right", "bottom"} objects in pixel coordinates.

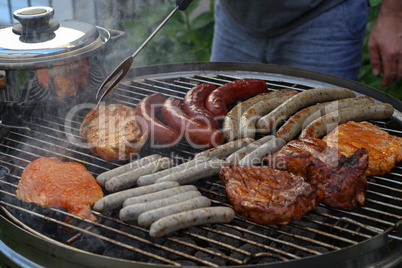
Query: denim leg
[
  {"left": 265, "top": 0, "right": 368, "bottom": 80},
  {"left": 210, "top": 0, "right": 268, "bottom": 63}
]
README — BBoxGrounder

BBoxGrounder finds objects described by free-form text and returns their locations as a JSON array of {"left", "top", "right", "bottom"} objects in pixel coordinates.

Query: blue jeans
[{"left": 210, "top": 0, "right": 368, "bottom": 81}]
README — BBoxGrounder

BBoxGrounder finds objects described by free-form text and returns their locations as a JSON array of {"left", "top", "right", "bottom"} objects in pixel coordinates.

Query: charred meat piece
[
  {"left": 323, "top": 121, "right": 402, "bottom": 176},
  {"left": 308, "top": 148, "right": 369, "bottom": 210},
  {"left": 80, "top": 104, "right": 146, "bottom": 162},
  {"left": 219, "top": 163, "right": 322, "bottom": 225},
  {"left": 265, "top": 138, "right": 369, "bottom": 210},
  {"left": 16, "top": 157, "right": 103, "bottom": 221}
]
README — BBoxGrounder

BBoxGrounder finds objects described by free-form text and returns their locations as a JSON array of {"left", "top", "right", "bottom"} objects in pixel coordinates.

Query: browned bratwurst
[
  {"left": 162, "top": 97, "right": 224, "bottom": 148},
  {"left": 205, "top": 79, "right": 267, "bottom": 120},
  {"left": 183, "top": 83, "right": 219, "bottom": 129},
  {"left": 135, "top": 93, "right": 181, "bottom": 146}
]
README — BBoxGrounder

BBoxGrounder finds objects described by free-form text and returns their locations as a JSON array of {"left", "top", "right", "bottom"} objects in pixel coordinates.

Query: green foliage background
[{"left": 123, "top": 0, "right": 402, "bottom": 100}]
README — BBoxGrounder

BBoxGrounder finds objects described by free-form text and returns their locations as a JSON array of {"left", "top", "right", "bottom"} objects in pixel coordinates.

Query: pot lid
[{"left": 0, "top": 6, "right": 110, "bottom": 69}]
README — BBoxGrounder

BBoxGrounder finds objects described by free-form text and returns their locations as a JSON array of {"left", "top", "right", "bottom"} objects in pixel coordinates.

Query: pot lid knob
[{"left": 12, "top": 6, "right": 60, "bottom": 43}]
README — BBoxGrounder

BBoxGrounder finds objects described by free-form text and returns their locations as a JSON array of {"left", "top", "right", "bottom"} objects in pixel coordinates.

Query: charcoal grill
[{"left": 0, "top": 62, "right": 401, "bottom": 267}]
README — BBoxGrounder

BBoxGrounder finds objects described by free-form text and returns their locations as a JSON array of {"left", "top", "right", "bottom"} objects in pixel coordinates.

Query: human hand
[{"left": 368, "top": 1, "right": 402, "bottom": 87}]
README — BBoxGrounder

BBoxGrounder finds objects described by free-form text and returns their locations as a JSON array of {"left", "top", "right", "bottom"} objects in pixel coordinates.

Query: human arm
[{"left": 368, "top": 0, "right": 402, "bottom": 87}]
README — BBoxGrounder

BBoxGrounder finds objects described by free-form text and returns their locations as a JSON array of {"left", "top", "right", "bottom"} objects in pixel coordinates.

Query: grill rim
[{"left": 0, "top": 62, "right": 401, "bottom": 267}]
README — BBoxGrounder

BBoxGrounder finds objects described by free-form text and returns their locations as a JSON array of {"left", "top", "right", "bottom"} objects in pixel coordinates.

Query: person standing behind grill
[{"left": 210, "top": 0, "right": 402, "bottom": 87}]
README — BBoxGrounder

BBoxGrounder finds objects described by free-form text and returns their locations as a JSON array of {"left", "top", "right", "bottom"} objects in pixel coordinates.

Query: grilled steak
[
  {"left": 323, "top": 121, "right": 402, "bottom": 176},
  {"left": 16, "top": 157, "right": 103, "bottom": 221},
  {"left": 80, "top": 104, "right": 146, "bottom": 162},
  {"left": 307, "top": 148, "right": 368, "bottom": 209},
  {"left": 219, "top": 163, "right": 322, "bottom": 225},
  {"left": 266, "top": 138, "right": 369, "bottom": 210}
]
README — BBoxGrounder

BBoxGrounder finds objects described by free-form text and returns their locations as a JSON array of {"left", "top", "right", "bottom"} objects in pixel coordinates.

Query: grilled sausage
[
  {"left": 122, "top": 185, "right": 198, "bottom": 207},
  {"left": 194, "top": 138, "right": 254, "bottom": 160},
  {"left": 136, "top": 158, "right": 206, "bottom": 186},
  {"left": 149, "top": 206, "right": 235, "bottom": 237},
  {"left": 155, "top": 159, "right": 225, "bottom": 185},
  {"left": 276, "top": 96, "right": 374, "bottom": 142},
  {"left": 205, "top": 79, "right": 267, "bottom": 120},
  {"left": 238, "top": 137, "right": 286, "bottom": 166},
  {"left": 135, "top": 93, "right": 181, "bottom": 147},
  {"left": 239, "top": 92, "right": 298, "bottom": 139},
  {"left": 256, "top": 87, "right": 356, "bottom": 134},
  {"left": 183, "top": 83, "right": 219, "bottom": 129},
  {"left": 120, "top": 190, "right": 202, "bottom": 222},
  {"left": 299, "top": 103, "right": 394, "bottom": 139},
  {"left": 96, "top": 154, "right": 162, "bottom": 187},
  {"left": 222, "top": 89, "right": 298, "bottom": 141},
  {"left": 137, "top": 196, "right": 212, "bottom": 227},
  {"left": 105, "top": 157, "right": 173, "bottom": 192},
  {"left": 226, "top": 135, "right": 275, "bottom": 164},
  {"left": 161, "top": 97, "right": 224, "bottom": 148},
  {"left": 93, "top": 181, "right": 179, "bottom": 212}
]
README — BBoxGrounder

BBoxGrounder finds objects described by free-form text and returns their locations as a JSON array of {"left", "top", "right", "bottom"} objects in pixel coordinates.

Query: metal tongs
[{"left": 95, "top": 0, "right": 193, "bottom": 107}]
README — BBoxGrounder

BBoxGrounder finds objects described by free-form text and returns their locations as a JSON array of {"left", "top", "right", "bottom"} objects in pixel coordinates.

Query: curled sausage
[
  {"left": 276, "top": 96, "right": 374, "bottom": 142},
  {"left": 239, "top": 92, "right": 298, "bottom": 139},
  {"left": 161, "top": 97, "right": 224, "bottom": 148},
  {"left": 183, "top": 83, "right": 219, "bottom": 129},
  {"left": 205, "top": 79, "right": 267, "bottom": 120},
  {"left": 299, "top": 103, "right": 394, "bottom": 139},
  {"left": 256, "top": 87, "right": 356, "bottom": 134},
  {"left": 135, "top": 93, "right": 181, "bottom": 147},
  {"left": 222, "top": 88, "right": 298, "bottom": 141}
]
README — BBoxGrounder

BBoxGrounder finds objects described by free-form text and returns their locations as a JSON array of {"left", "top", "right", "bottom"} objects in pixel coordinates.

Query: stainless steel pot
[{"left": 0, "top": 6, "right": 124, "bottom": 106}]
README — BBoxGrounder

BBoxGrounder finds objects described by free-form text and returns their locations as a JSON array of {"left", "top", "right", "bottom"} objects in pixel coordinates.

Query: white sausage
[
  {"left": 299, "top": 103, "right": 394, "bottom": 139},
  {"left": 122, "top": 185, "right": 198, "bottom": 207},
  {"left": 222, "top": 89, "right": 298, "bottom": 141},
  {"left": 239, "top": 93, "right": 298, "bottom": 139},
  {"left": 238, "top": 137, "right": 286, "bottom": 166},
  {"left": 226, "top": 135, "right": 275, "bottom": 164},
  {"left": 137, "top": 196, "right": 211, "bottom": 227},
  {"left": 105, "top": 157, "right": 173, "bottom": 192},
  {"left": 119, "top": 190, "right": 202, "bottom": 222},
  {"left": 93, "top": 181, "right": 179, "bottom": 212},
  {"left": 276, "top": 96, "right": 374, "bottom": 142},
  {"left": 155, "top": 159, "right": 225, "bottom": 185},
  {"left": 149, "top": 206, "right": 235, "bottom": 237},
  {"left": 136, "top": 158, "right": 205, "bottom": 186},
  {"left": 256, "top": 87, "right": 356, "bottom": 134},
  {"left": 194, "top": 138, "right": 254, "bottom": 160},
  {"left": 96, "top": 154, "right": 162, "bottom": 186}
]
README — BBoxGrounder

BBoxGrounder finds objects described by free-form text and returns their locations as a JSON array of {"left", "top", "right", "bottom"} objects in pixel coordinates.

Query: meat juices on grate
[
  {"left": 80, "top": 104, "right": 146, "bottom": 162},
  {"left": 323, "top": 121, "right": 402, "bottom": 176},
  {"left": 16, "top": 157, "right": 103, "bottom": 221},
  {"left": 266, "top": 138, "right": 369, "bottom": 210},
  {"left": 219, "top": 163, "right": 322, "bottom": 225}
]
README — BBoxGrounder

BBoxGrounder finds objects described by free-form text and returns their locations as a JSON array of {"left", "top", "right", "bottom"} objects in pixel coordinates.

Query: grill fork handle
[{"left": 95, "top": 0, "right": 194, "bottom": 106}]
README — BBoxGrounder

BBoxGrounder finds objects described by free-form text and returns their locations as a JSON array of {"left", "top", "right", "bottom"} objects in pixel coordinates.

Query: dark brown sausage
[
  {"left": 135, "top": 93, "right": 181, "bottom": 146},
  {"left": 205, "top": 79, "right": 267, "bottom": 120},
  {"left": 161, "top": 97, "right": 224, "bottom": 148},
  {"left": 183, "top": 83, "right": 219, "bottom": 129}
]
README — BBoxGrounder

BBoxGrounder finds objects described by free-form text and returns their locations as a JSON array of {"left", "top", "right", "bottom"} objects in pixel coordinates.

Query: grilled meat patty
[
  {"left": 266, "top": 138, "right": 369, "bottom": 210},
  {"left": 219, "top": 163, "right": 322, "bottom": 225},
  {"left": 16, "top": 157, "right": 103, "bottom": 221},
  {"left": 323, "top": 121, "right": 402, "bottom": 176},
  {"left": 80, "top": 104, "right": 146, "bottom": 162}
]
